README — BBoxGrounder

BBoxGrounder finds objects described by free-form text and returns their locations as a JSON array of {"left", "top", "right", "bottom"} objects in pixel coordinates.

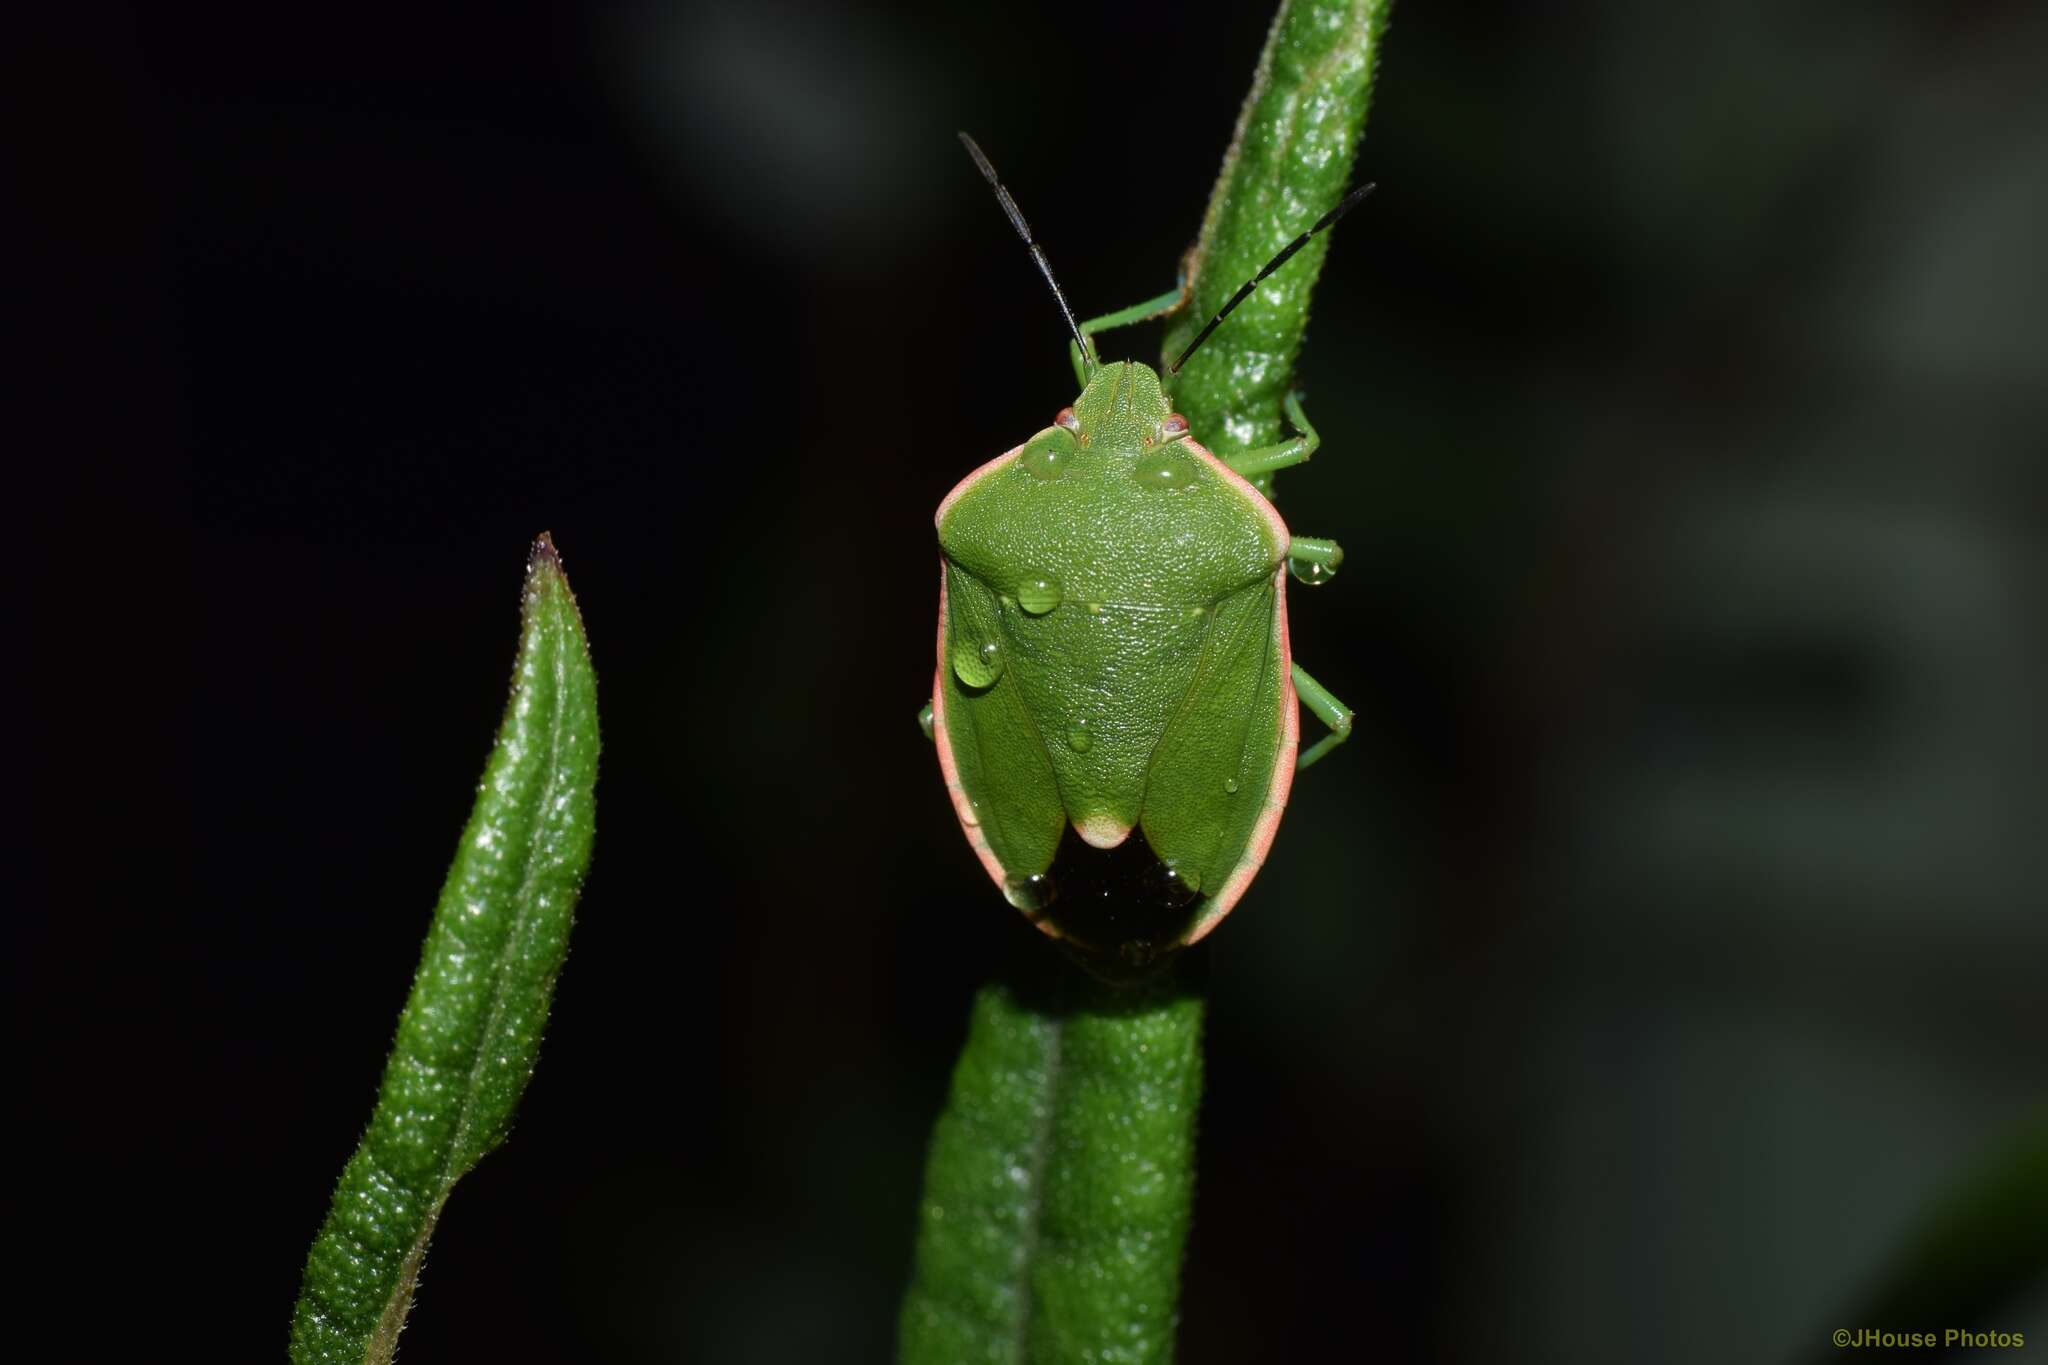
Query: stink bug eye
[{"left": 928, "top": 135, "right": 1362, "bottom": 980}]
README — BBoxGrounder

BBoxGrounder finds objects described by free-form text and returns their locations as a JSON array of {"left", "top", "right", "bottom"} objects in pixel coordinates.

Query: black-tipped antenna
[
  {"left": 1169, "top": 182, "right": 1377, "bottom": 374},
  {"left": 958, "top": 132, "right": 1094, "bottom": 376}
]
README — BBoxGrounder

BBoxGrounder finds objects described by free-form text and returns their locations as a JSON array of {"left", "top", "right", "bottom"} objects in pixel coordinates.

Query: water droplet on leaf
[
  {"left": 1017, "top": 577, "right": 1062, "bottom": 615},
  {"left": 1003, "top": 871, "right": 1057, "bottom": 912},
  {"left": 1066, "top": 721, "right": 1092, "bottom": 753},
  {"left": 1224, "top": 776, "right": 1239, "bottom": 794}
]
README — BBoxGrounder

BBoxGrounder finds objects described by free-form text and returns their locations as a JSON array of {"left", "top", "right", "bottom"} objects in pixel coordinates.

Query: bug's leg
[
  {"left": 1287, "top": 535, "right": 1343, "bottom": 586},
  {"left": 1222, "top": 391, "right": 1320, "bottom": 479},
  {"left": 917, "top": 701, "right": 934, "bottom": 741},
  {"left": 1067, "top": 284, "right": 1186, "bottom": 386},
  {"left": 1291, "top": 663, "right": 1353, "bottom": 769}
]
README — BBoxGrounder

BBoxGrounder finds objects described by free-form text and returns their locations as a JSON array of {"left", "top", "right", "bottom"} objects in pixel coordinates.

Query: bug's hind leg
[
  {"left": 1291, "top": 664, "right": 1353, "bottom": 769},
  {"left": 1068, "top": 284, "right": 1187, "bottom": 385},
  {"left": 1223, "top": 391, "right": 1320, "bottom": 481}
]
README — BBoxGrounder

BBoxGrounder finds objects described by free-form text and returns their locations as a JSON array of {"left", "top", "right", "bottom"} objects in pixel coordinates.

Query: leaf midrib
[
  {"left": 1007, "top": 1011, "right": 1065, "bottom": 1365},
  {"left": 442, "top": 609, "right": 572, "bottom": 1185}
]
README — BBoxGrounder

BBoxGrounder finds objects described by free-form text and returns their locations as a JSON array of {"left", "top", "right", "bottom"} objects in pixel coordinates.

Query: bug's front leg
[
  {"left": 1067, "top": 285, "right": 1187, "bottom": 385},
  {"left": 1222, "top": 391, "right": 1320, "bottom": 480},
  {"left": 1290, "top": 663, "right": 1353, "bottom": 770}
]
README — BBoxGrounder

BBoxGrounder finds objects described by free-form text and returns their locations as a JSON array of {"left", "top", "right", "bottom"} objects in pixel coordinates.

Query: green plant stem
[
  {"left": 898, "top": 972, "right": 1205, "bottom": 1365},
  {"left": 1165, "top": 0, "right": 1395, "bottom": 496},
  {"left": 290, "top": 535, "right": 599, "bottom": 1365}
]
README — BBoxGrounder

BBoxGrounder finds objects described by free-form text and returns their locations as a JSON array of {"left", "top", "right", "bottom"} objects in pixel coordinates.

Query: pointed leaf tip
[
  {"left": 522, "top": 532, "right": 581, "bottom": 621},
  {"left": 290, "top": 534, "right": 599, "bottom": 1365}
]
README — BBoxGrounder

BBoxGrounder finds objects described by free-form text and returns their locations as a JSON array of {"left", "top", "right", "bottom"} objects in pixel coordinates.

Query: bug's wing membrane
[
  {"left": 1138, "top": 578, "right": 1288, "bottom": 897},
  {"left": 940, "top": 562, "right": 1066, "bottom": 883}
]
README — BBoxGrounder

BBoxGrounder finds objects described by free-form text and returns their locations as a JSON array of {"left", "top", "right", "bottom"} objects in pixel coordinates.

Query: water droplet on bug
[
  {"left": 1133, "top": 450, "right": 1197, "bottom": 490},
  {"left": 1160, "top": 861, "right": 1201, "bottom": 908},
  {"left": 1003, "top": 871, "right": 1056, "bottom": 912},
  {"left": 1066, "top": 720, "right": 1091, "bottom": 753},
  {"left": 1288, "top": 559, "right": 1338, "bottom": 587},
  {"left": 950, "top": 637, "right": 1004, "bottom": 688},
  {"left": 1021, "top": 437, "right": 1071, "bottom": 481},
  {"left": 1016, "top": 577, "right": 1062, "bottom": 615},
  {"left": 1224, "top": 776, "right": 1239, "bottom": 794}
]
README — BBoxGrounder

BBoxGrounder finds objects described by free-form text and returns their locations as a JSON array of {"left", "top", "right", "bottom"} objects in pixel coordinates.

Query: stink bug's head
[
  {"left": 1068, "top": 361, "right": 1175, "bottom": 450},
  {"left": 1004, "top": 362, "right": 1198, "bottom": 492}
]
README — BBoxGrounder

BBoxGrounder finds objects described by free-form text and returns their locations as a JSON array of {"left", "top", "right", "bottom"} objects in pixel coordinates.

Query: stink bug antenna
[
  {"left": 1169, "top": 182, "right": 1378, "bottom": 374},
  {"left": 958, "top": 132, "right": 1094, "bottom": 376}
]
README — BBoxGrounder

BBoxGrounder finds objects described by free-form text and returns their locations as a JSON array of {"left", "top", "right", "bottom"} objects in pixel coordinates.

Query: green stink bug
[{"left": 924, "top": 135, "right": 1364, "bottom": 972}]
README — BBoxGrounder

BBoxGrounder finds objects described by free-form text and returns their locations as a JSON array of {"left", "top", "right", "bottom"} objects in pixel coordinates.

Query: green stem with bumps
[
  {"left": 290, "top": 536, "right": 599, "bottom": 1365},
  {"left": 1165, "top": 0, "right": 1395, "bottom": 495},
  {"left": 900, "top": 5, "right": 1393, "bottom": 1361}
]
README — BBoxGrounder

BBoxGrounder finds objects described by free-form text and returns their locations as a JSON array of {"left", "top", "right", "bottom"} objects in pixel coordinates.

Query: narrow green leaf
[
  {"left": 1164, "top": 0, "right": 1395, "bottom": 488},
  {"left": 899, "top": 974, "right": 1204, "bottom": 1365},
  {"left": 290, "top": 534, "right": 599, "bottom": 1365}
]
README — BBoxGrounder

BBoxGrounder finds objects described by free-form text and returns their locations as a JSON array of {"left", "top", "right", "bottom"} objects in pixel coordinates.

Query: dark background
[{"left": 62, "top": 0, "right": 2048, "bottom": 1359}]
